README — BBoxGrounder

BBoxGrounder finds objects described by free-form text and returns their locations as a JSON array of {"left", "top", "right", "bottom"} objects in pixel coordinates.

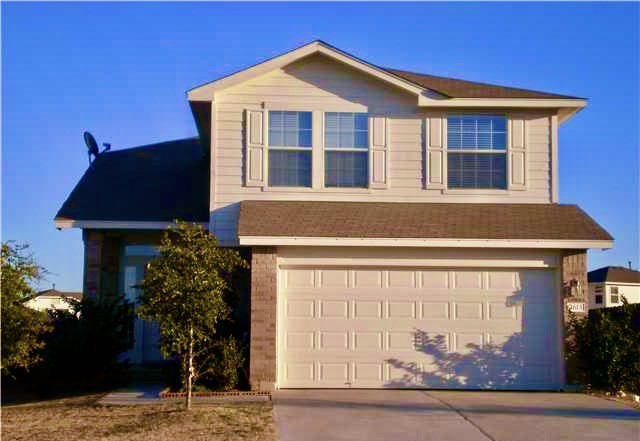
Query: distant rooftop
[{"left": 588, "top": 266, "right": 640, "bottom": 284}]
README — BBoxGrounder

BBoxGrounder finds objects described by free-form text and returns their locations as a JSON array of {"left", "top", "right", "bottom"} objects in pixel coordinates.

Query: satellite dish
[{"left": 83, "top": 131, "right": 100, "bottom": 164}]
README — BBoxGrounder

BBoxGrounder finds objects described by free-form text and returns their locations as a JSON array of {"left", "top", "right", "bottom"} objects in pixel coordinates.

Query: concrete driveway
[{"left": 274, "top": 390, "right": 639, "bottom": 441}]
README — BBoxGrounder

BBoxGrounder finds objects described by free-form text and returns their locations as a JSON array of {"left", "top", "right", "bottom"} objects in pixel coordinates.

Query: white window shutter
[
  {"left": 508, "top": 116, "right": 527, "bottom": 191},
  {"left": 426, "top": 115, "right": 445, "bottom": 189},
  {"left": 369, "top": 116, "right": 389, "bottom": 189},
  {"left": 245, "top": 109, "right": 266, "bottom": 187}
]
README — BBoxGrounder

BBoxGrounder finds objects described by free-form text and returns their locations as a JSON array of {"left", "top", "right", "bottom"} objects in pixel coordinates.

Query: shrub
[
  {"left": 567, "top": 300, "right": 640, "bottom": 393},
  {"left": 32, "top": 295, "right": 134, "bottom": 394}
]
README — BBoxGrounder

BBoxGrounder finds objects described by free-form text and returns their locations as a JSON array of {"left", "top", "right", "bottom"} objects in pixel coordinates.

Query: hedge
[{"left": 566, "top": 301, "right": 640, "bottom": 393}]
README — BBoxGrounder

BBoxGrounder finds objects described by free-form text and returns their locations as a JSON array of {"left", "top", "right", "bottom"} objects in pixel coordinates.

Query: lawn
[{"left": 1, "top": 394, "right": 276, "bottom": 441}]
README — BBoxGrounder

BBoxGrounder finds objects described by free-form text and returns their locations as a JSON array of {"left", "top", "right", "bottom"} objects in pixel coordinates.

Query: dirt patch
[{"left": 1, "top": 394, "right": 276, "bottom": 441}]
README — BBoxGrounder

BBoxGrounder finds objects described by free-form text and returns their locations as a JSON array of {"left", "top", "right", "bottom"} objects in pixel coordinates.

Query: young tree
[
  {"left": 138, "top": 222, "right": 247, "bottom": 409},
  {"left": 1, "top": 242, "right": 52, "bottom": 376}
]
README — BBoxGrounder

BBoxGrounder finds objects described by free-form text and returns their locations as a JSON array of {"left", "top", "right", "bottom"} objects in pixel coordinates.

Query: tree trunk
[{"left": 186, "top": 326, "right": 194, "bottom": 410}]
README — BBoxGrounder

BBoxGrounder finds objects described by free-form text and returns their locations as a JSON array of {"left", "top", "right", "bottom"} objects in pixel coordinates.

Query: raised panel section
[
  {"left": 487, "top": 302, "right": 517, "bottom": 320},
  {"left": 511, "top": 151, "right": 526, "bottom": 186},
  {"left": 320, "top": 300, "right": 348, "bottom": 318},
  {"left": 354, "top": 363, "right": 383, "bottom": 381},
  {"left": 354, "top": 332, "right": 383, "bottom": 350},
  {"left": 422, "top": 302, "right": 449, "bottom": 319},
  {"left": 286, "top": 332, "right": 314, "bottom": 349},
  {"left": 372, "top": 149, "right": 387, "bottom": 185},
  {"left": 511, "top": 119, "right": 525, "bottom": 149},
  {"left": 353, "top": 270, "right": 382, "bottom": 288},
  {"left": 488, "top": 271, "right": 516, "bottom": 290},
  {"left": 286, "top": 363, "right": 314, "bottom": 381},
  {"left": 455, "top": 333, "right": 484, "bottom": 354},
  {"left": 428, "top": 150, "right": 443, "bottom": 184},
  {"left": 388, "top": 332, "right": 415, "bottom": 351},
  {"left": 422, "top": 270, "right": 449, "bottom": 289},
  {"left": 248, "top": 110, "right": 263, "bottom": 145},
  {"left": 320, "top": 332, "right": 349, "bottom": 349},
  {"left": 319, "top": 269, "right": 348, "bottom": 288},
  {"left": 320, "top": 363, "right": 349, "bottom": 382},
  {"left": 247, "top": 147, "right": 263, "bottom": 182},
  {"left": 454, "top": 302, "right": 483, "bottom": 320},
  {"left": 388, "top": 301, "right": 416, "bottom": 318},
  {"left": 354, "top": 301, "right": 382, "bottom": 319},
  {"left": 286, "top": 269, "right": 315, "bottom": 289},
  {"left": 428, "top": 116, "right": 443, "bottom": 148},
  {"left": 388, "top": 270, "right": 415, "bottom": 288},
  {"left": 454, "top": 271, "right": 483, "bottom": 289},
  {"left": 286, "top": 300, "right": 315, "bottom": 318}
]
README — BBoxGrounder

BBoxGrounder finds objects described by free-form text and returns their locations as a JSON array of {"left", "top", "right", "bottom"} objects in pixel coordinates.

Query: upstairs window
[
  {"left": 324, "top": 112, "right": 368, "bottom": 188},
  {"left": 610, "top": 286, "right": 620, "bottom": 304},
  {"left": 447, "top": 115, "right": 507, "bottom": 189},
  {"left": 268, "top": 111, "right": 312, "bottom": 187}
]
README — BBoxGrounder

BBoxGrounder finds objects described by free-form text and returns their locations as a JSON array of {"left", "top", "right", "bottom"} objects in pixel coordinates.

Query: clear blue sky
[{"left": 2, "top": 2, "right": 638, "bottom": 291}]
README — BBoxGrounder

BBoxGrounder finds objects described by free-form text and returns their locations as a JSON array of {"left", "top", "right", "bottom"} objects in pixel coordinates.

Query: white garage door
[{"left": 278, "top": 267, "right": 561, "bottom": 390}]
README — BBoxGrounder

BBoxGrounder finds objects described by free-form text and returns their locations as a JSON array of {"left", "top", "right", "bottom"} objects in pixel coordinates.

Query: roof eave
[
  {"left": 238, "top": 236, "right": 613, "bottom": 250},
  {"left": 54, "top": 218, "right": 208, "bottom": 230}
]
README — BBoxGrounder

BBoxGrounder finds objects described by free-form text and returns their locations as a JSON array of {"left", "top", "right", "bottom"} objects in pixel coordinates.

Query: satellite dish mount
[{"left": 83, "top": 131, "right": 111, "bottom": 165}]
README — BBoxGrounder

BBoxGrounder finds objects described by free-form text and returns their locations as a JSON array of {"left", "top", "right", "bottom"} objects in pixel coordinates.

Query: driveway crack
[{"left": 422, "top": 391, "right": 497, "bottom": 441}]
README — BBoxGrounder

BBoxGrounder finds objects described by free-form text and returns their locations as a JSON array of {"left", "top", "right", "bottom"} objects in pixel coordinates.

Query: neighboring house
[
  {"left": 588, "top": 266, "right": 640, "bottom": 309},
  {"left": 23, "top": 289, "right": 83, "bottom": 312},
  {"left": 55, "top": 41, "right": 613, "bottom": 391}
]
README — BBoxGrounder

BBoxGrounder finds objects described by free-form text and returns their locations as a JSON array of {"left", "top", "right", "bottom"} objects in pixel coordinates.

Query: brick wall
[
  {"left": 249, "top": 246, "right": 278, "bottom": 391},
  {"left": 561, "top": 249, "right": 588, "bottom": 321}
]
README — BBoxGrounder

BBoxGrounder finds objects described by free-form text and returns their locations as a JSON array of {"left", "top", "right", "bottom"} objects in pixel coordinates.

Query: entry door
[{"left": 278, "top": 267, "right": 561, "bottom": 390}]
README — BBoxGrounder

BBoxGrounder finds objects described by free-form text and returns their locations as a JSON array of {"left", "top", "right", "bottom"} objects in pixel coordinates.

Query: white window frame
[
  {"left": 445, "top": 113, "right": 508, "bottom": 191},
  {"left": 323, "top": 111, "right": 370, "bottom": 188},
  {"left": 267, "top": 110, "right": 313, "bottom": 188}
]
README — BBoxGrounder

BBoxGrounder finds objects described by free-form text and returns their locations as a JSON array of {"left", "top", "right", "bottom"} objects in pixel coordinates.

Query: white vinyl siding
[{"left": 212, "top": 54, "right": 554, "bottom": 244}]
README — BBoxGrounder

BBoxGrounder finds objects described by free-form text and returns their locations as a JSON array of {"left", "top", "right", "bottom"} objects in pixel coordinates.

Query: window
[
  {"left": 595, "top": 285, "right": 603, "bottom": 293},
  {"left": 268, "top": 111, "right": 312, "bottom": 187},
  {"left": 595, "top": 294, "right": 603, "bottom": 304},
  {"left": 447, "top": 114, "right": 507, "bottom": 189},
  {"left": 610, "top": 286, "right": 620, "bottom": 303},
  {"left": 324, "top": 112, "right": 368, "bottom": 187}
]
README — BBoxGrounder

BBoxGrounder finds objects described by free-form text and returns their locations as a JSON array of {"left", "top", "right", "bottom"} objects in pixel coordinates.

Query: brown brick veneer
[{"left": 249, "top": 246, "right": 278, "bottom": 390}]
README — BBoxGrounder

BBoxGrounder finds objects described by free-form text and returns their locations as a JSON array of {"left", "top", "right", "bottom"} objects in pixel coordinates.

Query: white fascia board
[
  {"left": 238, "top": 236, "right": 613, "bottom": 250},
  {"left": 187, "top": 41, "right": 425, "bottom": 101},
  {"left": 54, "top": 219, "right": 209, "bottom": 230},
  {"left": 419, "top": 95, "right": 587, "bottom": 109}
]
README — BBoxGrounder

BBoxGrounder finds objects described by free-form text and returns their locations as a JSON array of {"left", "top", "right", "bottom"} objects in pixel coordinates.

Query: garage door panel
[{"left": 279, "top": 266, "right": 560, "bottom": 390}]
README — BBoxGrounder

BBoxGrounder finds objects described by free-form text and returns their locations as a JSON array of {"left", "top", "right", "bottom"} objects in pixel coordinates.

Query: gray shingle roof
[
  {"left": 238, "top": 200, "right": 612, "bottom": 241},
  {"left": 55, "top": 138, "right": 209, "bottom": 223}
]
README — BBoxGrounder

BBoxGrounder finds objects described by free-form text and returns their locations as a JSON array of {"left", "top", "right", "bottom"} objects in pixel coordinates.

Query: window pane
[
  {"left": 447, "top": 153, "right": 506, "bottom": 189},
  {"left": 325, "top": 112, "right": 369, "bottom": 149},
  {"left": 268, "top": 150, "right": 311, "bottom": 187},
  {"left": 447, "top": 114, "right": 507, "bottom": 150},
  {"left": 268, "top": 111, "right": 312, "bottom": 148},
  {"left": 325, "top": 151, "right": 368, "bottom": 187},
  {"left": 354, "top": 131, "right": 368, "bottom": 148}
]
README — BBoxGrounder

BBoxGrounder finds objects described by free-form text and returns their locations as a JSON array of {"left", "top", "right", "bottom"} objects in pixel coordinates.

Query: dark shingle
[
  {"left": 238, "top": 201, "right": 612, "bottom": 241},
  {"left": 384, "top": 68, "right": 583, "bottom": 100},
  {"left": 588, "top": 267, "right": 640, "bottom": 284},
  {"left": 55, "top": 138, "right": 209, "bottom": 223}
]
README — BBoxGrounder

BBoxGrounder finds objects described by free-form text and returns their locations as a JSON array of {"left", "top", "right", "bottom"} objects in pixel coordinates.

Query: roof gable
[{"left": 188, "top": 40, "right": 425, "bottom": 101}]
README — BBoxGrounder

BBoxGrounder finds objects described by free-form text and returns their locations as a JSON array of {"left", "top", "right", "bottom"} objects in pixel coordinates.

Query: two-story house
[
  {"left": 588, "top": 266, "right": 640, "bottom": 309},
  {"left": 56, "top": 41, "right": 613, "bottom": 391}
]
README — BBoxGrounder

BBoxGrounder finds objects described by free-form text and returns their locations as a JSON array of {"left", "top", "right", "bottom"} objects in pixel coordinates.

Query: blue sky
[{"left": 2, "top": 2, "right": 638, "bottom": 291}]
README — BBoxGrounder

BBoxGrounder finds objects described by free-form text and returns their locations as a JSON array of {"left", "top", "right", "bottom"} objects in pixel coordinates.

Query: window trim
[
  {"left": 266, "top": 110, "right": 313, "bottom": 188},
  {"left": 444, "top": 113, "right": 509, "bottom": 191},
  {"left": 323, "top": 111, "right": 370, "bottom": 188}
]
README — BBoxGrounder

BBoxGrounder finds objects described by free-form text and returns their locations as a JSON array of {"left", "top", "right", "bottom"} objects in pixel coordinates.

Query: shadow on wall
[
  {"left": 385, "top": 277, "right": 557, "bottom": 389},
  {"left": 386, "top": 331, "right": 525, "bottom": 389}
]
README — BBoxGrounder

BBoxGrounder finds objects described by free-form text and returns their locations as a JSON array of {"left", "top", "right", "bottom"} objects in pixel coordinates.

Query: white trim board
[
  {"left": 54, "top": 219, "right": 209, "bottom": 230},
  {"left": 239, "top": 236, "right": 613, "bottom": 250}
]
